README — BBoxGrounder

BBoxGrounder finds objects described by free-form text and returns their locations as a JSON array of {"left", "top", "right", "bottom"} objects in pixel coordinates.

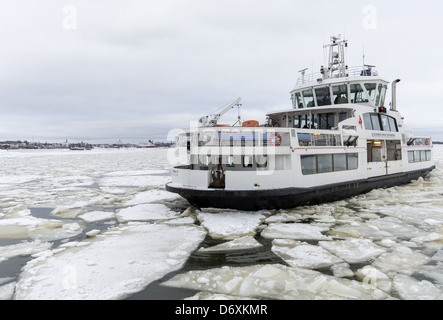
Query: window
[
  {"left": 301, "top": 153, "right": 358, "bottom": 175},
  {"left": 426, "top": 150, "right": 432, "bottom": 161},
  {"left": 292, "top": 92, "right": 303, "bottom": 109},
  {"left": 350, "top": 83, "right": 368, "bottom": 103},
  {"left": 408, "top": 150, "right": 432, "bottom": 163},
  {"left": 348, "top": 153, "right": 358, "bottom": 170},
  {"left": 377, "top": 85, "right": 387, "bottom": 106},
  {"left": 363, "top": 113, "right": 398, "bottom": 132},
  {"left": 227, "top": 155, "right": 235, "bottom": 167},
  {"left": 315, "top": 87, "right": 331, "bottom": 106},
  {"left": 302, "top": 89, "right": 315, "bottom": 108},
  {"left": 363, "top": 113, "right": 373, "bottom": 130},
  {"left": 333, "top": 84, "right": 348, "bottom": 104},
  {"left": 334, "top": 154, "right": 347, "bottom": 172},
  {"left": 388, "top": 117, "right": 398, "bottom": 132},
  {"left": 318, "top": 113, "right": 335, "bottom": 129},
  {"left": 365, "top": 83, "right": 378, "bottom": 103},
  {"left": 370, "top": 114, "right": 381, "bottom": 131},
  {"left": 317, "top": 154, "right": 333, "bottom": 173},
  {"left": 380, "top": 114, "right": 391, "bottom": 131},
  {"left": 301, "top": 155, "right": 316, "bottom": 175},
  {"left": 293, "top": 115, "right": 301, "bottom": 128}
]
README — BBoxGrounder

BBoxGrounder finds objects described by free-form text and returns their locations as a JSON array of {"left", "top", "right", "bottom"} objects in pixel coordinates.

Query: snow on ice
[{"left": 14, "top": 223, "right": 206, "bottom": 300}]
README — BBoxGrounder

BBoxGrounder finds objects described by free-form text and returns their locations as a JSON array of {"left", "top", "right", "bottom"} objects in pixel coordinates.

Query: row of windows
[
  {"left": 293, "top": 112, "right": 348, "bottom": 129},
  {"left": 362, "top": 113, "right": 398, "bottom": 132},
  {"left": 301, "top": 153, "right": 358, "bottom": 175},
  {"left": 291, "top": 83, "right": 387, "bottom": 109},
  {"left": 408, "top": 150, "right": 432, "bottom": 163}
]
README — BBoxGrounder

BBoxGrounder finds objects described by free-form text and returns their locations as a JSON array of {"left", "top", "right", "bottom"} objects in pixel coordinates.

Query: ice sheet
[
  {"left": 162, "top": 264, "right": 391, "bottom": 300},
  {"left": 14, "top": 223, "right": 206, "bottom": 300},
  {"left": 197, "top": 209, "right": 268, "bottom": 239},
  {"left": 261, "top": 223, "right": 332, "bottom": 241},
  {"left": 116, "top": 204, "right": 179, "bottom": 221}
]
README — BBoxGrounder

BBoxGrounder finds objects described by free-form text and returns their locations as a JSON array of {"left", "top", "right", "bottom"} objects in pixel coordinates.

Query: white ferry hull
[{"left": 166, "top": 166, "right": 435, "bottom": 211}]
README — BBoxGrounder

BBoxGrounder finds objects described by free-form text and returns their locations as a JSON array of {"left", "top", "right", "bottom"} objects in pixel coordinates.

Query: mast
[{"left": 322, "top": 35, "right": 348, "bottom": 79}]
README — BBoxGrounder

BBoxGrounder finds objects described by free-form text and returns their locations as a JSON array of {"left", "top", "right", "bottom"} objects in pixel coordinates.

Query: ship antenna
[{"left": 363, "top": 45, "right": 365, "bottom": 66}]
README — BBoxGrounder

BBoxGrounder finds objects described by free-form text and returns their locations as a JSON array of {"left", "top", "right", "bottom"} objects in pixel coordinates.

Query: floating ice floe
[
  {"left": 124, "top": 189, "right": 180, "bottom": 206},
  {"left": 319, "top": 239, "right": 385, "bottom": 264},
  {"left": 197, "top": 210, "right": 268, "bottom": 240},
  {"left": 0, "top": 280, "right": 15, "bottom": 300},
  {"left": 14, "top": 223, "right": 206, "bottom": 300},
  {"left": 116, "top": 204, "right": 179, "bottom": 221},
  {"left": 0, "top": 241, "right": 53, "bottom": 263},
  {"left": 393, "top": 274, "right": 443, "bottom": 300},
  {"left": 271, "top": 239, "right": 342, "bottom": 269},
  {"left": 0, "top": 216, "right": 83, "bottom": 241},
  {"left": 162, "top": 264, "right": 391, "bottom": 300},
  {"left": 78, "top": 210, "right": 115, "bottom": 222},
  {"left": 198, "top": 236, "right": 263, "bottom": 253},
  {"left": 261, "top": 223, "right": 331, "bottom": 241},
  {"left": 372, "top": 246, "right": 430, "bottom": 276}
]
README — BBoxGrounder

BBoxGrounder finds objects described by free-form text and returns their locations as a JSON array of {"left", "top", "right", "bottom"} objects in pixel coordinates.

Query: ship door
[{"left": 209, "top": 157, "right": 226, "bottom": 189}]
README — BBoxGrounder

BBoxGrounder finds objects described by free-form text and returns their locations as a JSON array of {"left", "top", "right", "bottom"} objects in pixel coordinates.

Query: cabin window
[
  {"left": 315, "top": 86, "right": 331, "bottom": 106},
  {"left": 292, "top": 92, "right": 303, "bottom": 109},
  {"left": 318, "top": 154, "right": 333, "bottom": 173},
  {"left": 347, "top": 153, "right": 358, "bottom": 170},
  {"left": 350, "top": 83, "right": 368, "bottom": 103},
  {"left": 363, "top": 113, "right": 398, "bottom": 132},
  {"left": 408, "top": 150, "right": 431, "bottom": 163},
  {"left": 364, "top": 83, "right": 377, "bottom": 103},
  {"left": 302, "top": 89, "right": 315, "bottom": 108},
  {"left": 301, "top": 155, "right": 316, "bottom": 175},
  {"left": 333, "top": 84, "right": 348, "bottom": 104},
  {"left": 363, "top": 113, "right": 373, "bottom": 130},
  {"left": 293, "top": 116, "right": 301, "bottom": 128},
  {"left": 301, "top": 153, "right": 359, "bottom": 175},
  {"left": 318, "top": 113, "right": 335, "bottom": 129},
  {"left": 388, "top": 116, "right": 398, "bottom": 132},
  {"left": 370, "top": 114, "right": 381, "bottom": 131},
  {"left": 380, "top": 114, "right": 391, "bottom": 131},
  {"left": 333, "top": 154, "right": 347, "bottom": 171},
  {"left": 377, "top": 85, "right": 387, "bottom": 106}
]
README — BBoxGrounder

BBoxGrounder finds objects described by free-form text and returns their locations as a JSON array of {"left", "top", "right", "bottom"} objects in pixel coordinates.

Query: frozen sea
[{"left": 0, "top": 146, "right": 442, "bottom": 300}]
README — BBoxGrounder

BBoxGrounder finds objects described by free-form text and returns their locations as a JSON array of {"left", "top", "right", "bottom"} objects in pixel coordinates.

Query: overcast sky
[{"left": 1, "top": 0, "right": 442, "bottom": 142}]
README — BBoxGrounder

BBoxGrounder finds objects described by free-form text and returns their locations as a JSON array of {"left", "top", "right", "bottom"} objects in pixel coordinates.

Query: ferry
[{"left": 166, "top": 35, "right": 435, "bottom": 210}]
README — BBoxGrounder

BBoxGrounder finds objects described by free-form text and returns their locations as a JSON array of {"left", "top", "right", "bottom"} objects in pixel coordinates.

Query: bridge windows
[
  {"left": 332, "top": 84, "right": 348, "bottom": 104},
  {"left": 315, "top": 87, "right": 332, "bottom": 106},
  {"left": 363, "top": 113, "right": 398, "bottom": 132},
  {"left": 302, "top": 89, "right": 315, "bottom": 108},
  {"left": 350, "top": 83, "right": 368, "bottom": 103},
  {"left": 292, "top": 81, "right": 389, "bottom": 109}
]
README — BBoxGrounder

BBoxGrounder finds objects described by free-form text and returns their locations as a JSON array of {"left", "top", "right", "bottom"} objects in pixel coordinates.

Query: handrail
[{"left": 295, "top": 66, "right": 380, "bottom": 87}]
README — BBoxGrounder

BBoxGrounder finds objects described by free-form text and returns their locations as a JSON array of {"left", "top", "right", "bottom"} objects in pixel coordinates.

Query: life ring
[{"left": 269, "top": 133, "right": 282, "bottom": 146}]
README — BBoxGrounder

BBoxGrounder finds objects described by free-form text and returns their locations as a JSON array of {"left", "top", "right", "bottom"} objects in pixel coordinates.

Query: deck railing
[{"left": 295, "top": 66, "right": 379, "bottom": 87}]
